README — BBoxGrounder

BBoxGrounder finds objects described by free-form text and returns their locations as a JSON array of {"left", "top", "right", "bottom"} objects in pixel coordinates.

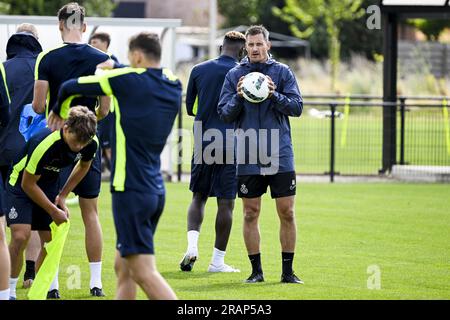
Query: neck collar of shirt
[{"left": 240, "top": 55, "right": 275, "bottom": 66}]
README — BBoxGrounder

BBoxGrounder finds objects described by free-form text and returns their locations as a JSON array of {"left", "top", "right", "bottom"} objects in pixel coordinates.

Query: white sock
[
  {"left": 9, "top": 278, "right": 18, "bottom": 298},
  {"left": 211, "top": 247, "right": 226, "bottom": 267},
  {"left": 187, "top": 230, "right": 200, "bottom": 254},
  {"left": 89, "top": 262, "right": 102, "bottom": 289},
  {"left": 49, "top": 270, "right": 59, "bottom": 291},
  {"left": 0, "top": 288, "right": 10, "bottom": 300}
]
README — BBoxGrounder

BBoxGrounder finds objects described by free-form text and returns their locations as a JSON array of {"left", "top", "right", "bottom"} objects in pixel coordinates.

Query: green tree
[
  {"left": 0, "top": 0, "right": 115, "bottom": 16},
  {"left": 408, "top": 19, "right": 450, "bottom": 41},
  {"left": 273, "top": 0, "right": 364, "bottom": 92},
  {"left": 218, "top": 0, "right": 260, "bottom": 27}
]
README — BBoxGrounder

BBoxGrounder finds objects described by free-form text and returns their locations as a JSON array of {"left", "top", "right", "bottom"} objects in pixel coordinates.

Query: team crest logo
[
  {"left": 240, "top": 184, "right": 248, "bottom": 194},
  {"left": 9, "top": 207, "right": 18, "bottom": 220}
]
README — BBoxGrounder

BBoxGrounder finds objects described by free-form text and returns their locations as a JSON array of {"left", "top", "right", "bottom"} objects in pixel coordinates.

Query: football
[{"left": 241, "top": 72, "right": 270, "bottom": 103}]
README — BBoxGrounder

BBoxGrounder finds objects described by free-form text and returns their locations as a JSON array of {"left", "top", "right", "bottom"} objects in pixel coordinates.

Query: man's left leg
[
  {"left": 207, "top": 198, "right": 240, "bottom": 272},
  {"left": 275, "top": 196, "right": 303, "bottom": 284},
  {"left": 272, "top": 171, "right": 303, "bottom": 284},
  {"left": 126, "top": 254, "right": 177, "bottom": 300}
]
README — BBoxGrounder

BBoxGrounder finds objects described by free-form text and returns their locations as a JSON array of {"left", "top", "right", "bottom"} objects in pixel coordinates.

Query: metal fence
[{"left": 175, "top": 95, "right": 450, "bottom": 182}]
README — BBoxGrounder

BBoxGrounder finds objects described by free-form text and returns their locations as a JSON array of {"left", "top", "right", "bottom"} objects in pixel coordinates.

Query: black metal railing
[{"left": 174, "top": 95, "right": 450, "bottom": 182}]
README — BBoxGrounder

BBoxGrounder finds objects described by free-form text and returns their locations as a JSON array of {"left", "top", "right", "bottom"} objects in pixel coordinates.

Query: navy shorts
[
  {"left": 5, "top": 188, "right": 57, "bottom": 231},
  {"left": 190, "top": 162, "right": 237, "bottom": 199},
  {"left": 59, "top": 147, "right": 101, "bottom": 199},
  {"left": 237, "top": 171, "right": 297, "bottom": 199},
  {"left": 97, "top": 114, "right": 113, "bottom": 149},
  {"left": 112, "top": 191, "right": 165, "bottom": 257}
]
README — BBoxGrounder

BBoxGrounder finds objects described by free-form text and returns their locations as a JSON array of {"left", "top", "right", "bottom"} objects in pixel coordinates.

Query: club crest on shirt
[
  {"left": 240, "top": 184, "right": 248, "bottom": 194},
  {"left": 74, "top": 153, "right": 82, "bottom": 162}
]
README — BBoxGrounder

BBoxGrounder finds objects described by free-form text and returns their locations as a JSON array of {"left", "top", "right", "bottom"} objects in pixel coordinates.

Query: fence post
[
  {"left": 399, "top": 97, "right": 406, "bottom": 165},
  {"left": 330, "top": 103, "right": 336, "bottom": 183},
  {"left": 177, "top": 104, "right": 183, "bottom": 182}
]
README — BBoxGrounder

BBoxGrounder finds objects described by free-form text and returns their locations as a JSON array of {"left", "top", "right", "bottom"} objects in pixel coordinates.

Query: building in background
[{"left": 114, "top": 0, "right": 219, "bottom": 26}]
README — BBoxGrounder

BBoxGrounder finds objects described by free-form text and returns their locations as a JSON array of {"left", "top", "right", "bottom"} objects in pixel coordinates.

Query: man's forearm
[
  {"left": 23, "top": 183, "right": 58, "bottom": 215},
  {"left": 59, "top": 161, "right": 91, "bottom": 198}
]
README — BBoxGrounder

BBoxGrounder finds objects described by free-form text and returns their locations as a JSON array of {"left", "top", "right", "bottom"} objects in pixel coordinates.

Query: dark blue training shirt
[
  {"left": 8, "top": 127, "right": 98, "bottom": 195},
  {"left": 0, "top": 32, "right": 42, "bottom": 167},
  {"left": 186, "top": 55, "right": 238, "bottom": 150},
  {"left": 0, "top": 64, "right": 10, "bottom": 129},
  {"left": 35, "top": 43, "right": 109, "bottom": 117},
  {"left": 57, "top": 67, "right": 182, "bottom": 194}
]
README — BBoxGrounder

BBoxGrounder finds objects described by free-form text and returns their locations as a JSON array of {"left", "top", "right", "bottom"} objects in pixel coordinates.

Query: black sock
[
  {"left": 282, "top": 252, "right": 295, "bottom": 275},
  {"left": 248, "top": 253, "right": 263, "bottom": 274},
  {"left": 24, "top": 260, "right": 36, "bottom": 280}
]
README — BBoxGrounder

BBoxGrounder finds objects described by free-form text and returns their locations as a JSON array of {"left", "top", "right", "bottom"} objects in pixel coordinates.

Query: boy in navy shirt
[{"left": 6, "top": 106, "right": 97, "bottom": 300}]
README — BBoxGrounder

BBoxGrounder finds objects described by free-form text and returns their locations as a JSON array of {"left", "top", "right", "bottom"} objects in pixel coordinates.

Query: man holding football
[{"left": 218, "top": 25, "right": 303, "bottom": 284}]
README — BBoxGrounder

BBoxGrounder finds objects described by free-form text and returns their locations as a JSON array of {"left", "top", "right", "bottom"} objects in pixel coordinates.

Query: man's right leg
[
  {"left": 242, "top": 197, "right": 264, "bottom": 282},
  {"left": 126, "top": 254, "right": 177, "bottom": 300},
  {"left": 23, "top": 231, "right": 40, "bottom": 288},
  {"left": 8, "top": 224, "right": 31, "bottom": 299},
  {"left": 0, "top": 216, "right": 10, "bottom": 300},
  {"left": 180, "top": 192, "right": 207, "bottom": 271}
]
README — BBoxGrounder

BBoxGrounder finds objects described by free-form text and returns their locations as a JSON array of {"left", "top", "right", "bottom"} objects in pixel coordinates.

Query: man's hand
[
  {"left": 266, "top": 75, "right": 276, "bottom": 98},
  {"left": 47, "top": 111, "right": 65, "bottom": 131},
  {"left": 237, "top": 76, "right": 245, "bottom": 98},
  {"left": 54, "top": 194, "right": 69, "bottom": 218},
  {"left": 49, "top": 206, "right": 69, "bottom": 226},
  {"left": 96, "top": 59, "right": 115, "bottom": 71}
]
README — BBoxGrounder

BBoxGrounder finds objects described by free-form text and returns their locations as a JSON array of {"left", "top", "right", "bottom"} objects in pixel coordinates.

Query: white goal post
[{"left": 0, "top": 15, "right": 182, "bottom": 180}]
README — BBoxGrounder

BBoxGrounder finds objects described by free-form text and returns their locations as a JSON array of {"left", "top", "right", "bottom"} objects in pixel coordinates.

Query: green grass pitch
[{"left": 10, "top": 182, "right": 450, "bottom": 300}]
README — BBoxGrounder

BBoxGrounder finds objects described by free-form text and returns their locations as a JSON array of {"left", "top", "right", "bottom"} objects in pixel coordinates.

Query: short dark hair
[
  {"left": 223, "top": 31, "right": 246, "bottom": 47},
  {"left": 129, "top": 32, "right": 161, "bottom": 61},
  {"left": 90, "top": 32, "right": 111, "bottom": 48},
  {"left": 57, "top": 2, "right": 85, "bottom": 29},
  {"left": 245, "top": 25, "right": 270, "bottom": 42},
  {"left": 65, "top": 106, "right": 97, "bottom": 143}
]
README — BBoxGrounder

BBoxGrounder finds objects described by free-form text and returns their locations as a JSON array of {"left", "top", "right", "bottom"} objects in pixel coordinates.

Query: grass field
[{"left": 9, "top": 181, "right": 450, "bottom": 300}]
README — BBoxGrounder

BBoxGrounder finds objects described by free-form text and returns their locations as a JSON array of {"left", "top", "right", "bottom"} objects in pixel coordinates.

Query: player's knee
[
  {"left": 244, "top": 206, "right": 260, "bottom": 223},
  {"left": 130, "top": 268, "right": 157, "bottom": 286},
  {"left": 279, "top": 207, "right": 295, "bottom": 223},
  {"left": 11, "top": 230, "right": 30, "bottom": 248}
]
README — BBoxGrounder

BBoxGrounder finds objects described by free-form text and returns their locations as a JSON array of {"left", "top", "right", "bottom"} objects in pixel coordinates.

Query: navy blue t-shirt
[
  {"left": 8, "top": 128, "right": 98, "bottom": 195},
  {"left": 35, "top": 43, "right": 109, "bottom": 116},
  {"left": 186, "top": 55, "right": 238, "bottom": 151},
  {"left": 57, "top": 67, "right": 182, "bottom": 194}
]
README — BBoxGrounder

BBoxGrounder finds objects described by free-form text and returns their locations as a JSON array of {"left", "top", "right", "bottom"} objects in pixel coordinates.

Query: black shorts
[
  {"left": 112, "top": 191, "right": 165, "bottom": 257},
  {"left": 237, "top": 171, "right": 297, "bottom": 199},
  {"left": 59, "top": 147, "right": 101, "bottom": 199},
  {"left": 190, "top": 163, "right": 237, "bottom": 199},
  {"left": 5, "top": 188, "right": 57, "bottom": 231}
]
